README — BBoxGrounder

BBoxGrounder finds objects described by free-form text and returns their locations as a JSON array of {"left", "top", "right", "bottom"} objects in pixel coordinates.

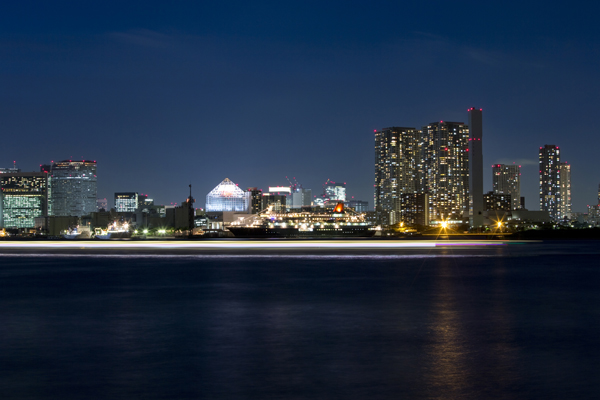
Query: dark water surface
[{"left": 1, "top": 241, "right": 599, "bottom": 399}]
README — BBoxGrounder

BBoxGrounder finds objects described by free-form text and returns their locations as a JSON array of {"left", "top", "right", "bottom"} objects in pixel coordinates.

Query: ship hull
[
  {"left": 95, "top": 231, "right": 132, "bottom": 240},
  {"left": 62, "top": 234, "right": 86, "bottom": 240},
  {"left": 227, "top": 226, "right": 375, "bottom": 238}
]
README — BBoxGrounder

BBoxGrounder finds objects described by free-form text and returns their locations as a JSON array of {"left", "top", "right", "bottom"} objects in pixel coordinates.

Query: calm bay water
[{"left": 0, "top": 241, "right": 599, "bottom": 399}]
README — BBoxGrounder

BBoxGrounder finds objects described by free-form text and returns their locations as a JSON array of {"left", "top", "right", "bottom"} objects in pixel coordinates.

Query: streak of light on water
[{"left": 0, "top": 239, "right": 510, "bottom": 250}]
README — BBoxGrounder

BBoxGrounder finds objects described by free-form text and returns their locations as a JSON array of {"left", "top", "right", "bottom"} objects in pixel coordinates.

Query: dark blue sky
[{"left": 1, "top": 1, "right": 599, "bottom": 211}]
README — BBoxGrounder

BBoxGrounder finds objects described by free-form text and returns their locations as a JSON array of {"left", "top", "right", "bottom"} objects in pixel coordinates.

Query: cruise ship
[{"left": 227, "top": 203, "right": 377, "bottom": 238}]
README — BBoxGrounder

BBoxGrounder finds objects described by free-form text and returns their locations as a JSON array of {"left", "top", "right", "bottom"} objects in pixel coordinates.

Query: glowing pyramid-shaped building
[{"left": 205, "top": 178, "right": 250, "bottom": 212}]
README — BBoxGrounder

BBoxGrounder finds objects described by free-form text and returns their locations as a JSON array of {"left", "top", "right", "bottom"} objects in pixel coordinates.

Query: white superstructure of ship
[
  {"left": 94, "top": 221, "right": 132, "bottom": 240},
  {"left": 62, "top": 225, "right": 91, "bottom": 239},
  {"left": 227, "top": 203, "right": 377, "bottom": 238}
]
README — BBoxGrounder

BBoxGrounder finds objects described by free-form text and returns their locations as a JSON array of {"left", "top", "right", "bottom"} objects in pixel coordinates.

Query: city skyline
[
  {"left": 1, "top": 2, "right": 598, "bottom": 211},
  {"left": 0, "top": 133, "right": 600, "bottom": 217}
]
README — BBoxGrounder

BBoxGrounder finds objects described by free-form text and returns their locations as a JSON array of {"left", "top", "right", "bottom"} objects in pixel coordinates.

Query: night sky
[{"left": 1, "top": 1, "right": 599, "bottom": 211}]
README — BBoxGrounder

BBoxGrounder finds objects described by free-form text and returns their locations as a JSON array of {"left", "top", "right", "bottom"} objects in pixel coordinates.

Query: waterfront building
[
  {"left": 247, "top": 187, "right": 263, "bottom": 214},
  {"left": 0, "top": 172, "right": 49, "bottom": 229},
  {"left": 422, "top": 121, "right": 470, "bottom": 222},
  {"left": 484, "top": 191, "right": 512, "bottom": 211},
  {"left": 96, "top": 198, "right": 107, "bottom": 211},
  {"left": 1, "top": 161, "right": 20, "bottom": 174},
  {"left": 468, "top": 108, "right": 484, "bottom": 228},
  {"left": 134, "top": 194, "right": 165, "bottom": 218},
  {"left": 398, "top": 193, "right": 429, "bottom": 227},
  {"left": 559, "top": 162, "right": 572, "bottom": 219},
  {"left": 115, "top": 192, "right": 139, "bottom": 213},
  {"left": 539, "top": 145, "right": 561, "bottom": 220},
  {"left": 374, "top": 127, "right": 421, "bottom": 226},
  {"left": 47, "top": 160, "right": 97, "bottom": 217},
  {"left": 323, "top": 180, "right": 347, "bottom": 203},
  {"left": 138, "top": 193, "right": 149, "bottom": 207},
  {"left": 345, "top": 200, "right": 369, "bottom": 213},
  {"left": 510, "top": 210, "right": 551, "bottom": 224},
  {"left": 137, "top": 194, "right": 164, "bottom": 213},
  {"left": 268, "top": 186, "right": 291, "bottom": 195},
  {"left": 586, "top": 203, "right": 600, "bottom": 227},
  {"left": 0, "top": 167, "right": 20, "bottom": 174},
  {"left": 374, "top": 111, "right": 481, "bottom": 228},
  {"left": 206, "top": 178, "right": 250, "bottom": 212},
  {"left": 492, "top": 164, "right": 521, "bottom": 210},
  {"left": 173, "top": 186, "right": 195, "bottom": 231},
  {"left": 261, "top": 193, "right": 287, "bottom": 212},
  {"left": 290, "top": 188, "right": 312, "bottom": 209}
]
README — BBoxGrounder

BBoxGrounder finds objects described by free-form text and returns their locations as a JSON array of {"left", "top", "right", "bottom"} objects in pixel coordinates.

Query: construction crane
[{"left": 285, "top": 176, "right": 302, "bottom": 193}]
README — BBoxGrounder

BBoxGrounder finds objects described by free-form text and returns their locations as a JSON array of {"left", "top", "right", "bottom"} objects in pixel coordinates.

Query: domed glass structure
[{"left": 205, "top": 178, "right": 250, "bottom": 212}]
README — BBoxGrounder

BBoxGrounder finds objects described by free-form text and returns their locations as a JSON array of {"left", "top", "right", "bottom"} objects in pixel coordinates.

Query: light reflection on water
[
  {"left": 423, "top": 256, "right": 521, "bottom": 399},
  {"left": 0, "top": 241, "right": 599, "bottom": 399},
  {"left": 428, "top": 258, "right": 471, "bottom": 398}
]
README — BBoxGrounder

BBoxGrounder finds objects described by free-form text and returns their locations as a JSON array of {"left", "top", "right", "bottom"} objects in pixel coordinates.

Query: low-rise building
[
  {"left": 206, "top": 178, "right": 250, "bottom": 212},
  {"left": 484, "top": 191, "right": 512, "bottom": 211}
]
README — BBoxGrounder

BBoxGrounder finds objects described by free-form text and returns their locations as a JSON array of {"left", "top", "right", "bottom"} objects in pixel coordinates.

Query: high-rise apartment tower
[
  {"left": 374, "top": 111, "right": 480, "bottom": 227},
  {"left": 374, "top": 127, "right": 420, "bottom": 225},
  {"left": 422, "top": 121, "right": 469, "bottom": 222},
  {"left": 539, "top": 145, "right": 561, "bottom": 220},
  {"left": 559, "top": 162, "right": 571, "bottom": 219},
  {"left": 492, "top": 164, "right": 521, "bottom": 210}
]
